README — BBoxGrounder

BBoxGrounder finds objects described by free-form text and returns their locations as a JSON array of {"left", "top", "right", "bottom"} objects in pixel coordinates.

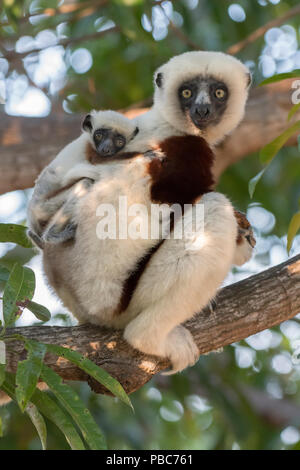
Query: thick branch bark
[
  {"left": 4, "top": 254, "right": 300, "bottom": 395},
  {"left": 0, "top": 79, "right": 298, "bottom": 195}
]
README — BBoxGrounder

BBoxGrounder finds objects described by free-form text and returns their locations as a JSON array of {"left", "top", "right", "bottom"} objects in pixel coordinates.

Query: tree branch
[
  {"left": 4, "top": 254, "right": 300, "bottom": 395},
  {"left": 3, "top": 27, "right": 119, "bottom": 63},
  {"left": 0, "top": 79, "right": 298, "bottom": 194},
  {"left": 226, "top": 4, "right": 300, "bottom": 55}
]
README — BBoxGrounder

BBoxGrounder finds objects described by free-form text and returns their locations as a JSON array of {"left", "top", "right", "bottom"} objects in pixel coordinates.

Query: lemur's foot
[
  {"left": 124, "top": 323, "right": 199, "bottom": 374},
  {"left": 43, "top": 222, "right": 77, "bottom": 244},
  {"left": 27, "top": 230, "right": 45, "bottom": 250},
  {"left": 233, "top": 210, "right": 256, "bottom": 266},
  {"left": 162, "top": 326, "right": 199, "bottom": 375}
]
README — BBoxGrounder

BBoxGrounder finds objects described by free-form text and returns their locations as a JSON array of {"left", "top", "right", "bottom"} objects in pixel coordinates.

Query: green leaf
[
  {"left": 260, "top": 121, "right": 300, "bottom": 164},
  {"left": 288, "top": 103, "right": 300, "bottom": 121},
  {"left": 0, "top": 224, "right": 32, "bottom": 248},
  {"left": 3, "top": 372, "right": 85, "bottom": 450},
  {"left": 41, "top": 365, "right": 107, "bottom": 450},
  {"left": 248, "top": 168, "right": 266, "bottom": 199},
  {"left": 287, "top": 212, "right": 300, "bottom": 254},
  {"left": 0, "top": 416, "right": 2, "bottom": 437},
  {"left": 18, "top": 267, "right": 36, "bottom": 303},
  {"left": 31, "top": 388, "right": 85, "bottom": 450},
  {"left": 46, "top": 344, "right": 132, "bottom": 409},
  {"left": 1, "top": 374, "right": 47, "bottom": 450},
  {"left": 24, "top": 402, "right": 47, "bottom": 450},
  {"left": 259, "top": 70, "right": 300, "bottom": 86},
  {"left": 26, "top": 300, "right": 51, "bottom": 322},
  {"left": 0, "top": 265, "right": 9, "bottom": 282},
  {"left": 16, "top": 340, "right": 47, "bottom": 412},
  {"left": 2, "top": 263, "right": 24, "bottom": 326},
  {"left": 0, "top": 365, "right": 5, "bottom": 388},
  {"left": 2, "top": 265, "right": 37, "bottom": 327}
]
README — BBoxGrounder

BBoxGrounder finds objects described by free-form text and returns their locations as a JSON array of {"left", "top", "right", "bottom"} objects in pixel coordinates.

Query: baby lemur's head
[{"left": 82, "top": 110, "right": 139, "bottom": 157}]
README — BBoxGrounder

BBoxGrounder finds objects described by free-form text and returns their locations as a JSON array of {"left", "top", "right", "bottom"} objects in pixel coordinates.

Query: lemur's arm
[{"left": 43, "top": 178, "right": 94, "bottom": 244}]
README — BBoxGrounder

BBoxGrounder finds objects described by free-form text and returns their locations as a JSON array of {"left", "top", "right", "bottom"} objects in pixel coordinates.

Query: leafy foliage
[{"left": 0, "top": 223, "right": 131, "bottom": 450}]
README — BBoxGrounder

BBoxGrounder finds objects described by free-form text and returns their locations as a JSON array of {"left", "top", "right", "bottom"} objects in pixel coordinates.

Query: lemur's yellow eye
[
  {"left": 215, "top": 88, "right": 225, "bottom": 99},
  {"left": 115, "top": 137, "right": 125, "bottom": 148},
  {"left": 181, "top": 89, "right": 192, "bottom": 99},
  {"left": 94, "top": 133, "right": 102, "bottom": 141}
]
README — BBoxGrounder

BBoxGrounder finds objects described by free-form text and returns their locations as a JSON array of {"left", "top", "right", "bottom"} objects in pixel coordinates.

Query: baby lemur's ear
[
  {"left": 82, "top": 114, "right": 93, "bottom": 132},
  {"left": 246, "top": 72, "right": 252, "bottom": 88},
  {"left": 155, "top": 72, "right": 163, "bottom": 88}
]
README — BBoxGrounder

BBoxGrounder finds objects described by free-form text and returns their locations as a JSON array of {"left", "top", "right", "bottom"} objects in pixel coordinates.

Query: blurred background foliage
[{"left": 0, "top": 0, "right": 300, "bottom": 450}]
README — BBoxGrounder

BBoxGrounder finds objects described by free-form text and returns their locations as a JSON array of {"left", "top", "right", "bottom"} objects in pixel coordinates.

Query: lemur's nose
[
  {"left": 194, "top": 104, "right": 211, "bottom": 119},
  {"left": 101, "top": 144, "right": 113, "bottom": 156}
]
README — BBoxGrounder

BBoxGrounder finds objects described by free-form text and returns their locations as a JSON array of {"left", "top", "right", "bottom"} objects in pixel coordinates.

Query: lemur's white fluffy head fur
[
  {"left": 153, "top": 51, "right": 251, "bottom": 144},
  {"left": 86, "top": 110, "right": 137, "bottom": 138}
]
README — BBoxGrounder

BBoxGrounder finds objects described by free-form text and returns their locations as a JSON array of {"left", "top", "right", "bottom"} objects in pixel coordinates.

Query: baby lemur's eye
[
  {"left": 215, "top": 88, "right": 225, "bottom": 99},
  {"left": 94, "top": 132, "right": 103, "bottom": 141},
  {"left": 115, "top": 136, "right": 126, "bottom": 148},
  {"left": 181, "top": 89, "right": 192, "bottom": 99}
]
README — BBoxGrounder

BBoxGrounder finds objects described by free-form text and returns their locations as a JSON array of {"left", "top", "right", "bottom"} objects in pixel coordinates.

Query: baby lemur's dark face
[
  {"left": 92, "top": 128, "right": 126, "bottom": 156},
  {"left": 82, "top": 114, "right": 131, "bottom": 157},
  {"left": 177, "top": 76, "right": 229, "bottom": 130}
]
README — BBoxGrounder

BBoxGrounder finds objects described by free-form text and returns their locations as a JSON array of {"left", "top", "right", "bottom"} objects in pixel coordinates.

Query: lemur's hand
[
  {"left": 233, "top": 210, "right": 256, "bottom": 266},
  {"left": 62, "top": 163, "right": 100, "bottom": 186}
]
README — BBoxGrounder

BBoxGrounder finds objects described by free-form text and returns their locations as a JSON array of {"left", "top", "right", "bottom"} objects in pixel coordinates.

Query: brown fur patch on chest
[{"left": 148, "top": 135, "right": 215, "bottom": 206}]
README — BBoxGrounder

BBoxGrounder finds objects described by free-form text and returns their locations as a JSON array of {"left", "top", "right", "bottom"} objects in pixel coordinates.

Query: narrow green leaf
[
  {"left": 0, "top": 365, "right": 5, "bottom": 388},
  {"left": 24, "top": 402, "right": 47, "bottom": 450},
  {"left": 31, "top": 388, "right": 85, "bottom": 450},
  {"left": 1, "top": 374, "right": 47, "bottom": 450},
  {"left": 298, "top": 135, "right": 300, "bottom": 152},
  {"left": 46, "top": 344, "right": 132, "bottom": 409},
  {"left": 3, "top": 372, "right": 85, "bottom": 450},
  {"left": 0, "top": 224, "right": 32, "bottom": 248},
  {"left": 16, "top": 340, "right": 46, "bottom": 412},
  {"left": 0, "top": 416, "right": 2, "bottom": 437},
  {"left": 41, "top": 365, "right": 107, "bottom": 450},
  {"left": 248, "top": 168, "right": 266, "bottom": 199},
  {"left": 26, "top": 300, "right": 51, "bottom": 322},
  {"left": 2, "top": 263, "right": 24, "bottom": 326},
  {"left": 259, "top": 70, "right": 300, "bottom": 86},
  {"left": 287, "top": 212, "right": 300, "bottom": 254},
  {"left": 288, "top": 103, "right": 300, "bottom": 121},
  {"left": 0, "top": 265, "right": 9, "bottom": 282},
  {"left": 260, "top": 121, "right": 300, "bottom": 164}
]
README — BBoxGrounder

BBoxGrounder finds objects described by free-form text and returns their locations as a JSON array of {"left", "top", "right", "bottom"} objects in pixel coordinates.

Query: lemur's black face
[
  {"left": 82, "top": 114, "right": 127, "bottom": 157},
  {"left": 93, "top": 128, "right": 126, "bottom": 156},
  {"left": 177, "top": 76, "right": 229, "bottom": 130}
]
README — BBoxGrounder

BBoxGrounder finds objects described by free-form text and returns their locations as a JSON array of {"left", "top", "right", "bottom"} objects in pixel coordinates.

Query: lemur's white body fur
[{"left": 30, "top": 51, "right": 252, "bottom": 373}]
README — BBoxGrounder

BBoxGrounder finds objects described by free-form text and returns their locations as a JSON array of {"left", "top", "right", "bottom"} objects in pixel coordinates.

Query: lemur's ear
[
  {"left": 246, "top": 72, "right": 252, "bottom": 88},
  {"left": 82, "top": 114, "right": 93, "bottom": 132},
  {"left": 155, "top": 72, "right": 163, "bottom": 88}
]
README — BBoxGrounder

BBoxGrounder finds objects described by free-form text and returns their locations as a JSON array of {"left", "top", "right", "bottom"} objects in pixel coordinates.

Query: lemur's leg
[
  {"left": 123, "top": 192, "right": 238, "bottom": 373},
  {"left": 43, "top": 178, "right": 94, "bottom": 244},
  {"left": 233, "top": 210, "right": 256, "bottom": 266}
]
